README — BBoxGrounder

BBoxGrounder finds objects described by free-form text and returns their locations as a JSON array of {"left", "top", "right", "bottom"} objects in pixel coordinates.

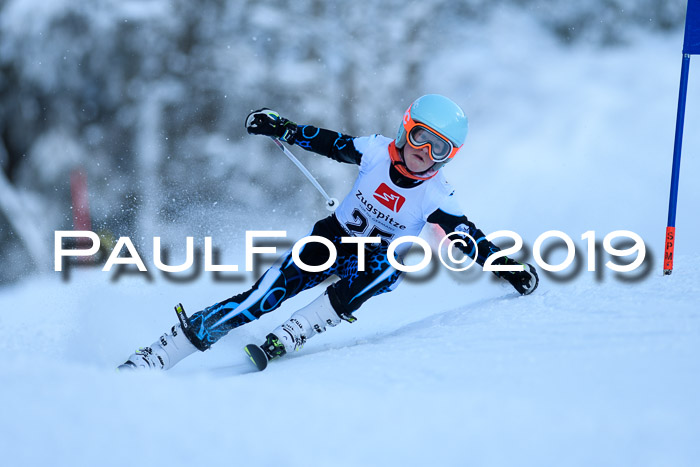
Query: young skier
[{"left": 119, "top": 94, "right": 539, "bottom": 372}]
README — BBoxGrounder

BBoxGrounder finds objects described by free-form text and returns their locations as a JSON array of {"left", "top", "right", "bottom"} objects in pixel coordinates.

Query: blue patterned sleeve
[
  {"left": 291, "top": 125, "right": 362, "bottom": 165},
  {"left": 426, "top": 208, "right": 501, "bottom": 267}
]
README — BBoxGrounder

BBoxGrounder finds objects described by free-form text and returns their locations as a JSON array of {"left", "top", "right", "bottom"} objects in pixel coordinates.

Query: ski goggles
[{"left": 405, "top": 121, "right": 460, "bottom": 163}]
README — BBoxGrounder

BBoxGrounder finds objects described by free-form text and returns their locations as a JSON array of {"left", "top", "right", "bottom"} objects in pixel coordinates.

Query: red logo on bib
[{"left": 373, "top": 183, "right": 405, "bottom": 212}]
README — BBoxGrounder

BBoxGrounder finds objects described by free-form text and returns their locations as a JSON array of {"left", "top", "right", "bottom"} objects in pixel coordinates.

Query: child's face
[{"left": 403, "top": 145, "right": 435, "bottom": 173}]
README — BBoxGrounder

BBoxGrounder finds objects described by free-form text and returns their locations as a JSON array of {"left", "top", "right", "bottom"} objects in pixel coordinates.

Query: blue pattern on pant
[{"left": 185, "top": 216, "right": 403, "bottom": 350}]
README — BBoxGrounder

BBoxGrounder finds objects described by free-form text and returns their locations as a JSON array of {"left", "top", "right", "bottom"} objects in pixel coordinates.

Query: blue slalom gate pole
[
  {"left": 664, "top": 0, "right": 700, "bottom": 275},
  {"left": 664, "top": 54, "right": 691, "bottom": 275}
]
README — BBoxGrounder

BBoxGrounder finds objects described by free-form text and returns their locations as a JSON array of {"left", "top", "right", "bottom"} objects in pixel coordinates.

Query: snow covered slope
[
  {"left": 2, "top": 12, "right": 700, "bottom": 467},
  {"left": 0, "top": 257, "right": 698, "bottom": 467}
]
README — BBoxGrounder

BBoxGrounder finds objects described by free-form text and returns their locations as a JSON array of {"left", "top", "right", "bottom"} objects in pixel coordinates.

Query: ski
[{"left": 244, "top": 344, "right": 269, "bottom": 371}]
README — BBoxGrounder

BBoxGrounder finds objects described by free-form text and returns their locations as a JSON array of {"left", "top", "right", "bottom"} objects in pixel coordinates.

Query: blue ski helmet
[{"left": 394, "top": 94, "right": 469, "bottom": 180}]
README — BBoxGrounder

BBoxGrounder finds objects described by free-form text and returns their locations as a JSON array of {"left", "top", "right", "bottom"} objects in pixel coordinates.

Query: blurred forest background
[{"left": 0, "top": 0, "right": 688, "bottom": 283}]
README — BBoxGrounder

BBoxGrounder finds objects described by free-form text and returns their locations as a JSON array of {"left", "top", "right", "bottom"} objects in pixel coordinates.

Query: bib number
[{"left": 344, "top": 209, "right": 394, "bottom": 245}]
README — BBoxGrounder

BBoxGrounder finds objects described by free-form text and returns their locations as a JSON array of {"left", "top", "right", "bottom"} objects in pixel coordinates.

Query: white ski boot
[
  {"left": 245, "top": 291, "right": 344, "bottom": 370},
  {"left": 271, "top": 291, "right": 342, "bottom": 353},
  {"left": 118, "top": 323, "right": 197, "bottom": 371}
]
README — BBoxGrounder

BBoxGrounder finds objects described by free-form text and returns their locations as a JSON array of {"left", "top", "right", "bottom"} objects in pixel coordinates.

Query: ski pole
[{"left": 271, "top": 138, "right": 338, "bottom": 211}]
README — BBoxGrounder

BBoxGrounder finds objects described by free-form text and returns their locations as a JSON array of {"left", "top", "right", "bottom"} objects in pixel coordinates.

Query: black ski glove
[
  {"left": 245, "top": 108, "right": 298, "bottom": 143},
  {"left": 492, "top": 257, "right": 539, "bottom": 295}
]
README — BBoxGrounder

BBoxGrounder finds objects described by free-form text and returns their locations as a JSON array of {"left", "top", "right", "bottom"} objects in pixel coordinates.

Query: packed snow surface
[{"left": 2, "top": 12, "right": 700, "bottom": 467}]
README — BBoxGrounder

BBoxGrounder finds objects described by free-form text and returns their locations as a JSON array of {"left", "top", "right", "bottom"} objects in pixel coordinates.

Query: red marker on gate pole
[
  {"left": 664, "top": 0, "right": 700, "bottom": 275},
  {"left": 664, "top": 226, "right": 675, "bottom": 272}
]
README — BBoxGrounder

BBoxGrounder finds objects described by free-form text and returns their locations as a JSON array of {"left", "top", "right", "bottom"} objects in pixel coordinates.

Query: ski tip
[
  {"left": 244, "top": 344, "right": 268, "bottom": 371},
  {"left": 116, "top": 361, "right": 137, "bottom": 372}
]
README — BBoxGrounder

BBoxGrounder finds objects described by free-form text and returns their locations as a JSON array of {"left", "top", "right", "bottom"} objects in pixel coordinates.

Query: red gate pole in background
[{"left": 70, "top": 169, "right": 93, "bottom": 253}]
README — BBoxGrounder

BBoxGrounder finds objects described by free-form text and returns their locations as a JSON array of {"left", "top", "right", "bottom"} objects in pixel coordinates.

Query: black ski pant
[{"left": 185, "top": 215, "right": 403, "bottom": 350}]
